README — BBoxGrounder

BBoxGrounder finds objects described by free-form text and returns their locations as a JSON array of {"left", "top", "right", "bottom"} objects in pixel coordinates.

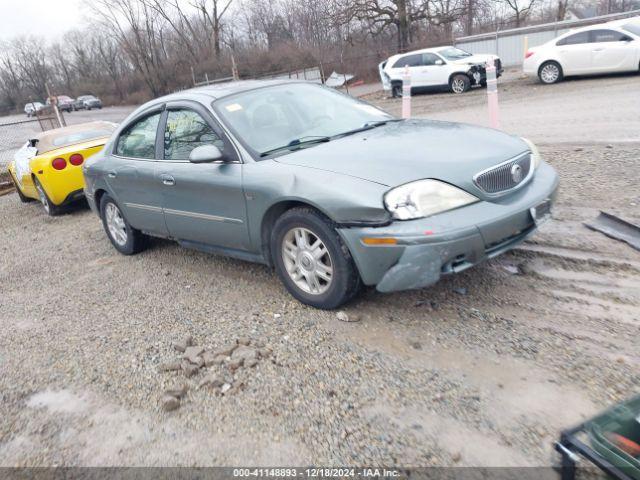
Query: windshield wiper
[
  {"left": 260, "top": 136, "right": 330, "bottom": 157},
  {"left": 335, "top": 119, "right": 403, "bottom": 138}
]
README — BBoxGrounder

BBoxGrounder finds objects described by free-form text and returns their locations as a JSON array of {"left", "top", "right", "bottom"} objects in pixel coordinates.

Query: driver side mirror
[
  {"left": 435, "top": 59, "right": 444, "bottom": 66},
  {"left": 189, "top": 145, "right": 224, "bottom": 163}
]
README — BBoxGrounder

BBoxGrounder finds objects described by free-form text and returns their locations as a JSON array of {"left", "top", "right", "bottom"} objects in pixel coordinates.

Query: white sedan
[
  {"left": 523, "top": 18, "right": 640, "bottom": 84},
  {"left": 379, "top": 46, "right": 502, "bottom": 96}
]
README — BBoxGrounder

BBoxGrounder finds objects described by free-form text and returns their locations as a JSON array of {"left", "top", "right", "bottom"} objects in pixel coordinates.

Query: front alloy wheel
[
  {"left": 271, "top": 207, "right": 361, "bottom": 309},
  {"left": 450, "top": 74, "right": 471, "bottom": 94},
  {"left": 282, "top": 227, "right": 333, "bottom": 295}
]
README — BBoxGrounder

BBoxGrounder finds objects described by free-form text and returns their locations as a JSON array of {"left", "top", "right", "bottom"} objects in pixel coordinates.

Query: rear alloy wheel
[
  {"left": 34, "top": 177, "right": 62, "bottom": 216},
  {"left": 271, "top": 207, "right": 361, "bottom": 309},
  {"left": 450, "top": 74, "right": 471, "bottom": 94},
  {"left": 100, "top": 194, "right": 147, "bottom": 255},
  {"left": 539, "top": 61, "right": 563, "bottom": 84}
]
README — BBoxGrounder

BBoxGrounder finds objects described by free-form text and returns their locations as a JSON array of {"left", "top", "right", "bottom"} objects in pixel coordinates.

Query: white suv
[
  {"left": 523, "top": 18, "right": 640, "bottom": 84},
  {"left": 379, "top": 46, "right": 502, "bottom": 96}
]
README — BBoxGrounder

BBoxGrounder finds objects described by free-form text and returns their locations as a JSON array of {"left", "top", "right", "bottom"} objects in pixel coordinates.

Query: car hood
[
  {"left": 449, "top": 53, "right": 497, "bottom": 66},
  {"left": 274, "top": 119, "right": 529, "bottom": 198}
]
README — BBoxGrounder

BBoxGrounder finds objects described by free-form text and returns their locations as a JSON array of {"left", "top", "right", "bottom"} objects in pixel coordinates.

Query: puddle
[{"left": 27, "top": 390, "right": 89, "bottom": 414}]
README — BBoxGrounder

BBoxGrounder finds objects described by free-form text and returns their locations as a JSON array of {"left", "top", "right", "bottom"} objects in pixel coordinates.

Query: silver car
[{"left": 83, "top": 81, "right": 559, "bottom": 309}]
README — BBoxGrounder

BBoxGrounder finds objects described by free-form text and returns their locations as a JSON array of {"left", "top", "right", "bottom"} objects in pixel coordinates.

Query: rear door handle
[
  {"left": 108, "top": 171, "right": 117, "bottom": 178},
  {"left": 160, "top": 174, "right": 175, "bottom": 186}
]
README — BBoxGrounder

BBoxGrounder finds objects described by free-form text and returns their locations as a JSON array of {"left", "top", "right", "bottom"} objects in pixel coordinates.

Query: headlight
[
  {"left": 521, "top": 137, "right": 540, "bottom": 169},
  {"left": 384, "top": 179, "right": 479, "bottom": 220}
]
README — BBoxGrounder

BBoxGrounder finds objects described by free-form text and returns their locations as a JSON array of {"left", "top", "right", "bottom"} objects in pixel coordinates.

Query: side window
[
  {"left": 590, "top": 29, "right": 628, "bottom": 43},
  {"left": 392, "top": 54, "right": 423, "bottom": 68},
  {"left": 164, "top": 109, "right": 224, "bottom": 160},
  {"left": 115, "top": 113, "right": 161, "bottom": 159},
  {"left": 422, "top": 53, "right": 441, "bottom": 66},
  {"left": 557, "top": 31, "right": 589, "bottom": 46}
]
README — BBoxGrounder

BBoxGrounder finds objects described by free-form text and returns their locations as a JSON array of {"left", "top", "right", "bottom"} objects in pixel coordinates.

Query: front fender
[{"left": 242, "top": 161, "right": 391, "bottom": 252}]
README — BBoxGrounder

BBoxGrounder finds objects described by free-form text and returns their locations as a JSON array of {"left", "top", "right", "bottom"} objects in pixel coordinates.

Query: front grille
[{"left": 474, "top": 152, "right": 531, "bottom": 195}]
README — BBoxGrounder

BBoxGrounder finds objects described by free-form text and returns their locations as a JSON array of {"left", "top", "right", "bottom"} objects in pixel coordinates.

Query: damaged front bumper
[
  {"left": 468, "top": 61, "right": 503, "bottom": 85},
  {"left": 337, "top": 161, "right": 558, "bottom": 293}
]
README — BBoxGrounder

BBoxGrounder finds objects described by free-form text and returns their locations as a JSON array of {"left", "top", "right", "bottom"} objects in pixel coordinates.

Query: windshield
[
  {"left": 213, "top": 83, "right": 393, "bottom": 158},
  {"left": 622, "top": 23, "right": 640, "bottom": 36},
  {"left": 438, "top": 47, "right": 473, "bottom": 60}
]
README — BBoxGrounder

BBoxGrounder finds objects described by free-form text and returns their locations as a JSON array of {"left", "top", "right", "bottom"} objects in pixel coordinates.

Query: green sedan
[{"left": 83, "top": 81, "right": 559, "bottom": 309}]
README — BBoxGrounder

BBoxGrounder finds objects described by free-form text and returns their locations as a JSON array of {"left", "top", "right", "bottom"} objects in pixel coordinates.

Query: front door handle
[
  {"left": 160, "top": 174, "right": 175, "bottom": 186},
  {"left": 593, "top": 48, "right": 604, "bottom": 52},
  {"left": 108, "top": 171, "right": 117, "bottom": 178}
]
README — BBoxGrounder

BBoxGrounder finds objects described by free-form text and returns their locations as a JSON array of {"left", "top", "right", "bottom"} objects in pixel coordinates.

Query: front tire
[
  {"left": 538, "top": 61, "right": 563, "bottom": 84},
  {"left": 271, "top": 207, "right": 361, "bottom": 309},
  {"left": 34, "top": 177, "right": 62, "bottom": 216},
  {"left": 391, "top": 83, "right": 402, "bottom": 98},
  {"left": 99, "top": 194, "right": 147, "bottom": 255},
  {"left": 450, "top": 74, "right": 471, "bottom": 94}
]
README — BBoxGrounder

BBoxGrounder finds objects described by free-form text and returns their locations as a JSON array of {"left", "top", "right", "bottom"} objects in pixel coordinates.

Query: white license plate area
[{"left": 530, "top": 199, "right": 552, "bottom": 226}]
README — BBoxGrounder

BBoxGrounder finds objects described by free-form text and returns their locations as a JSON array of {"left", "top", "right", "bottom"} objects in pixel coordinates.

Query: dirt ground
[{"left": 0, "top": 73, "right": 639, "bottom": 469}]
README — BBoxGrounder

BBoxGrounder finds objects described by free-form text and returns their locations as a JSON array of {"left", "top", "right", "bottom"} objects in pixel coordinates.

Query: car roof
[
  {"left": 136, "top": 79, "right": 312, "bottom": 111},
  {"left": 170, "top": 79, "right": 304, "bottom": 101},
  {"left": 389, "top": 46, "right": 454, "bottom": 60},
  {"left": 32, "top": 121, "right": 116, "bottom": 154},
  {"left": 558, "top": 22, "right": 627, "bottom": 37}
]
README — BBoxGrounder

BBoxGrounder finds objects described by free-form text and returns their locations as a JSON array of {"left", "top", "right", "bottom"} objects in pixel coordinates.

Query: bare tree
[
  {"left": 351, "top": 0, "right": 432, "bottom": 51},
  {"left": 556, "top": 0, "right": 570, "bottom": 20},
  {"left": 191, "top": 0, "right": 235, "bottom": 56},
  {"left": 500, "top": 0, "right": 538, "bottom": 26}
]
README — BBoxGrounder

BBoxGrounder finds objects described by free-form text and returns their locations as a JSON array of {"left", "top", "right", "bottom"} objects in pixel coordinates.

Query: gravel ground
[{"left": 0, "top": 76, "right": 639, "bottom": 469}]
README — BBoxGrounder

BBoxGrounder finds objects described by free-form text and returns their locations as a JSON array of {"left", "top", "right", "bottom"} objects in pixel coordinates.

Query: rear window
[
  {"left": 392, "top": 54, "right": 423, "bottom": 68},
  {"left": 590, "top": 29, "right": 630, "bottom": 42},
  {"left": 557, "top": 31, "right": 589, "bottom": 45},
  {"left": 52, "top": 129, "right": 114, "bottom": 147}
]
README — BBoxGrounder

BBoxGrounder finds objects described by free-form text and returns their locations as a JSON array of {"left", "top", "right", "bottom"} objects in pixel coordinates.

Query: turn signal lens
[
  {"left": 525, "top": 50, "right": 534, "bottom": 59},
  {"left": 69, "top": 153, "right": 84, "bottom": 166},
  {"left": 362, "top": 237, "right": 398, "bottom": 246},
  {"left": 52, "top": 158, "right": 67, "bottom": 170}
]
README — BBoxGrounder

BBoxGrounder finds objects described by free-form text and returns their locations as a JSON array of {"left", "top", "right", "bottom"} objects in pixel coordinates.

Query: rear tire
[
  {"left": 99, "top": 194, "right": 147, "bottom": 255},
  {"left": 271, "top": 207, "right": 362, "bottom": 309},
  {"left": 33, "top": 177, "right": 63, "bottom": 216},
  {"left": 538, "top": 61, "right": 563, "bottom": 84},
  {"left": 450, "top": 74, "right": 471, "bottom": 94}
]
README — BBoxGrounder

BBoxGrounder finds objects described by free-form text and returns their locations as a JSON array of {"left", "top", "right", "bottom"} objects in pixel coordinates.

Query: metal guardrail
[{"left": 455, "top": 9, "right": 640, "bottom": 43}]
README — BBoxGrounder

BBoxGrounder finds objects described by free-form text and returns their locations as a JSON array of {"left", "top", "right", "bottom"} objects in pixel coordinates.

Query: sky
[{"left": 0, "top": 0, "right": 84, "bottom": 40}]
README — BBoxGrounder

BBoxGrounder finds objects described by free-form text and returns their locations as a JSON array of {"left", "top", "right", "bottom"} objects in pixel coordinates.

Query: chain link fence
[
  {"left": 0, "top": 107, "right": 66, "bottom": 195},
  {"left": 0, "top": 108, "right": 65, "bottom": 168}
]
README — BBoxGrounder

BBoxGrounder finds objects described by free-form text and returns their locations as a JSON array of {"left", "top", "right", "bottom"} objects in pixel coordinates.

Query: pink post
[
  {"left": 401, "top": 66, "right": 411, "bottom": 119},
  {"left": 486, "top": 59, "right": 500, "bottom": 129}
]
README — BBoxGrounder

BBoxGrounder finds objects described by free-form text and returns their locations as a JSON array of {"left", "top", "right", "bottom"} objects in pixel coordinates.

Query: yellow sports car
[{"left": 7, "top": 121, "right": 116, "bottom": 215}]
